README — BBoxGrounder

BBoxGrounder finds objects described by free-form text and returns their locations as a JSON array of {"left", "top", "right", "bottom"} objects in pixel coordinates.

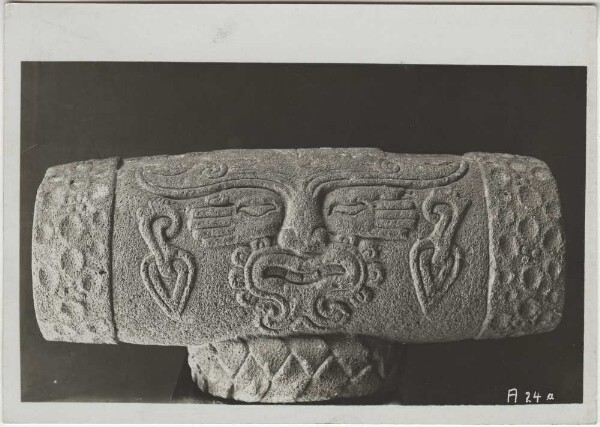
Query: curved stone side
[
  {"left": 32, "top": 158, "right": 119, "bottom": 343},
  {"left": 466, "top": 153, "right": 565, "bottom": 339},
  {"left": 188, "top": 335, "right": 404, "bottom": 403}
]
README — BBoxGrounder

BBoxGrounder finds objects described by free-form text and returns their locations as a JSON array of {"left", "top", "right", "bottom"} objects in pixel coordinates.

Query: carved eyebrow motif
[
  {"left": 329, "top": 202, "right": 368, "bottom": 216},
  {"left": 136, "top": 165, "right": 293, "bottom": 199},
  {"left": 238, "top": 203, "right": 278, "bottom": 217},
  {"left": 308, "top": 160, "right": 469, "bottom": 196}
]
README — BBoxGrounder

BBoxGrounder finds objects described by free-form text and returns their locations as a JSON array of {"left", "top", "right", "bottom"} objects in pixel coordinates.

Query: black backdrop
[{"left": 20, "top": 63, "right": 586, "bottom": 404}]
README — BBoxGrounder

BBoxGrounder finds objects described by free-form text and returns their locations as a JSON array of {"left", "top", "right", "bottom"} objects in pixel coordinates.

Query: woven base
[{"left": 188, "top": 335, "right": 404, "bottom": 403}]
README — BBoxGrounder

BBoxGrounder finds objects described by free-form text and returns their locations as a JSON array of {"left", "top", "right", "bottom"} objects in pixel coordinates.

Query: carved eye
[
  {"left": 237, "top": 203, "right": 278, "bottom": 217},
  {"left": 329, "top": 202, "right": 368, "bottom": 216}
]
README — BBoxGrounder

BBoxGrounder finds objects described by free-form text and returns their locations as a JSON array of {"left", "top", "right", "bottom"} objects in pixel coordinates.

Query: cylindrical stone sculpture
[{"left": 32, "top": 148, "right": 565, "bottom": 403}]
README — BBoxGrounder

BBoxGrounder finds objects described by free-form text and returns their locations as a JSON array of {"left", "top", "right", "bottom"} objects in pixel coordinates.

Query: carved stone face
[
  {"left": 131, "top": 148, "right": 472, "bottom": 334},
  {"left": 33, "top": 148, "right": 564, "bottom": 347},
  {"left": 31, "top": 148, "right": 566, "bottom": 403}
]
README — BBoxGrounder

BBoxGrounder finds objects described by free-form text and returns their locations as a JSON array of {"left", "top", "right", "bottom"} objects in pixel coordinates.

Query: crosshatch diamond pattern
[{"left": 188, "top": 335, "right": 404, "bottom": 402}]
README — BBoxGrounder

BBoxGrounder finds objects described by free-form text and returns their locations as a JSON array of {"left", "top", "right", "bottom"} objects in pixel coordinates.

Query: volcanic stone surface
[
  {"left": 31, "top": 148, "right": 566, "bottom": 402},
  {"left": 188, "top": 335, "right": 405, "bottom": 403}
]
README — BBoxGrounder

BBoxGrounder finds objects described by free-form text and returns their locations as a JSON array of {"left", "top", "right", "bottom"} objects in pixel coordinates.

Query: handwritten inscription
[{"left": 506, "top": 388, "right": 555, "bottom": 404}]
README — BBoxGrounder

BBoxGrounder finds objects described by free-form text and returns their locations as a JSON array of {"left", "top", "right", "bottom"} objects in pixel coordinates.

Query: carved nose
[{"left": 278, "top": 227, "right": 329, "bottom": 254}]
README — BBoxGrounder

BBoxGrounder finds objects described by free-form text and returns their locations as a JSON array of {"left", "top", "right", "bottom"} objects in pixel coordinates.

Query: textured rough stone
[
  {"left": 32, "top": 158, "right": 118, "bottom": 343},
  {"left": 31, "top": 148, "right": 565, "bottom": 402},
  {"left": 188, "top": 335, "right": 404, "bottom": 402}
]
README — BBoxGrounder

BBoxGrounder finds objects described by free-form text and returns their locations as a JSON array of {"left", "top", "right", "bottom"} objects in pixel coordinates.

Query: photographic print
[
  {"left": 20, "top": 62, "right": 583, "bottom": 406},
  {"left": 3, "top": 4, "right": 596, "bottom": 424}
]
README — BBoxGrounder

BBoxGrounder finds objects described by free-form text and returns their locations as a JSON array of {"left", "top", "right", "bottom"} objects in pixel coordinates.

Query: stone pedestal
[{"left": 188, "top": 335, "right": 405, "bottom": 403}]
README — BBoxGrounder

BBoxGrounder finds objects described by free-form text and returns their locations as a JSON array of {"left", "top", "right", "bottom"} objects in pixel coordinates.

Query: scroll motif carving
[
  {"left": 133, "top": 152, "right": 470, "bottom": 330},
  {"left": 137, "top": 201, "right": 196, "bottom": 320},
  {"left": 31, "top": 149, "right": 567, "bottom": 405},
  {"left": 410, "top": 189, "right": 470, "bottom": 316},
  {"left": 228, "top": 235, "right": 383, "bottom": 332}
]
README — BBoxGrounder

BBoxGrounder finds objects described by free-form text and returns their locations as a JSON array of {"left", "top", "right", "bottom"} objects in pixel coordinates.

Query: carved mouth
[
  {"left": 263, "top": 264, "right": 346, "bottom": 285},
  {"left": 228, "top": 238, "right": 380, "bottom": 331},
  {"left": 246, "top": 245, "right": 365, "bottom": 292}
]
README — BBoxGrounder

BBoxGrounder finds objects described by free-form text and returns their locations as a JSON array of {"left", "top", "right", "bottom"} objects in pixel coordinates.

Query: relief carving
[
  {"left": 133, "top": 152, "right": 470, "bottom": 330},
  {"left": 227, "top": 235, "right": 382, "bottom": 331},
  {"left": 410, "top": 189, "right": 470, "bottom": 316},
  {"left": 184, "top": 189, "right": 285, "bottom": 247},
  {"left": 31, "top": 149, "right": 566, "bottom": 404},
  {"left": 137, "top": 200, "right": 196, "bottom": 320}
]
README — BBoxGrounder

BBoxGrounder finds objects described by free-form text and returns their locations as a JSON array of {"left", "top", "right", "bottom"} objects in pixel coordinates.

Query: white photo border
[{"left": 3, "top": 3, "right": 597, "bottom": 424}]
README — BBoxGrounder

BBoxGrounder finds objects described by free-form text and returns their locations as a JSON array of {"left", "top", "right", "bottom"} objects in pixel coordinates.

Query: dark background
[{"left": 20, "top": 62, "right": 586, "bottom": 404}]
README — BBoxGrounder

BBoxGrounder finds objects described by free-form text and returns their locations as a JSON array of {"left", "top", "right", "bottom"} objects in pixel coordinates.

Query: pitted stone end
[
  {"left": 466, "top": 153, "right": 565, "bottom": 339},
  {"left": 31, "top": 158, "right": 119, "bottom": 344}
]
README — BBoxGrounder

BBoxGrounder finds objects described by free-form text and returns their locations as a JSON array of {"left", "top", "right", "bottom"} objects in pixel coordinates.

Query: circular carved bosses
[
  {"left": 34, "top": 223, "right": 54, "bottom": 243},
  {"left": 38, "top": 268, "right": 59, "bottom": 291},
  {"left": 543, "top": 227, "right": 564, "bottom": 251},
  {"left": 77, "top": 273, "right": 99, "bottom": 294},
  {"left": 519, "top": 298, "right": 541, "bottom": 320},
  {"left": 497, "top": 234, "right": 519, "bottom": 257},
  {"left": 517, "top": 185, "right": 542, "bottom": 207},
  {"left": 496, "top": 269, "right": 514, "bottom": 285},
  {"left": 516, "top": 216, "right": 540, "bottom": 241},
  {"left": 544, "top": 201, "right": 561, "bottom": 220},
  {"left": 83, "top": 237, "right": 105, "bottom": 258},
  {"left": 520, "top": 266, "right": 542, "bottom": 291},
  {"left": 91, "top": 210, "right": 107, "bottom": 228},
  {"left": 59, "top": 213, "right": 85, "bottom": 242},
  {"left": 352, "top": 286, "right": 374, "bottom": 305},
  {"left": 358, "top": 240, "right": 379, "bottom": 261},
  {"left": 60, "top": 248, "right": 85, "bottom": 275},
  {"left": 504, "top": 289, "right": 518, "bottom": 303}
]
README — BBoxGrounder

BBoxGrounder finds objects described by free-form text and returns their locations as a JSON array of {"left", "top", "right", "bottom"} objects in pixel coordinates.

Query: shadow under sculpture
[{"left": 31, "top": 148, "right": 565, "bottom": 403}]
